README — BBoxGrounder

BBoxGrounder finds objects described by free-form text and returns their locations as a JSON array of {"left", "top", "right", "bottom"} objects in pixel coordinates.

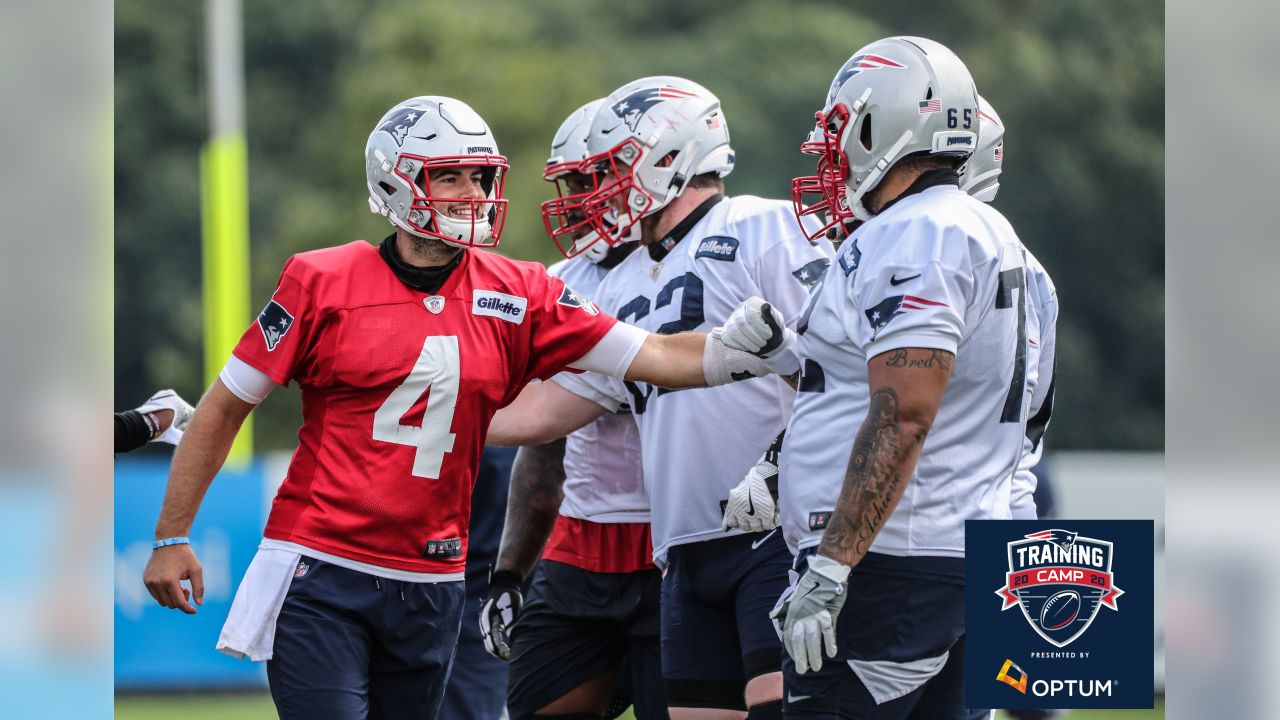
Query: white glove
[
  {"left": 773, "top": 554, "right": 851, "bottom": 673},
  {"left": 135, "top": 389, "right": 195, "bottom": 446},
  {"left": 723, "top": 453, "right": 780, "bottom": 533},
  {"left": 721, "top": 297, "right": 799, "bottom": 376}
]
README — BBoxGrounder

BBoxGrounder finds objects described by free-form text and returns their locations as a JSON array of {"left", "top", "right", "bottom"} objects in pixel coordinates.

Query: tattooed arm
[
  {"left": 494, "top": 438, "right": 568, "bottom": 581},
  {"left": 817, "top": 348, "right": 953, "bottom": 567}
]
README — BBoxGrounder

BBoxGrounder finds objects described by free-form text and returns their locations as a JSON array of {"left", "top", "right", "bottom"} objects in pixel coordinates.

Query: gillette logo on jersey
[
  {"left": 694, "top": 236, "right": 739, "bottom": 262},
  {"left": 964, "top": 520, "right": 1154, "bottom": 709},
  {"left": 996, "top": 529, "right": 1124, "bottom": 648},
  {"left": 472, "top": 290, "right": 528, "bottom": 324}
]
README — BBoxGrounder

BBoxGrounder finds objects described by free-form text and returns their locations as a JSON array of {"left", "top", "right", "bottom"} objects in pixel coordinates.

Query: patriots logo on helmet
[
  {"left": 378, "top": 106, "right": 428, "bottom": 147},
  {"left": 611, "top": 86, "right": 699, "bottom": 132},
  {"left": 865, "top": 292, "right": 947, "bottom": 340},
  {"left": 827, "top": 53, "right": 907, "bottom": 105}
]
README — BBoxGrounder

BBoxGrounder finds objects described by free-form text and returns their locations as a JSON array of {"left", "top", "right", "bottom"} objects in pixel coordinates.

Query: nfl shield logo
[
  {"left": 995, "top": 529, "right": 1124, "bottom": 647},
  {"left": 424, "top": 296, "right": 446, "bottom": 314}
]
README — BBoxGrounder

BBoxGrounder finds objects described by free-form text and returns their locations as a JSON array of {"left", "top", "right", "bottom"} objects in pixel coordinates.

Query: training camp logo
[
  {"left": 611, "top": 85, "right": 700, "bottom": 132},
  {"left": 996, "top": 529, "right": 1124, "bottom": 648}
]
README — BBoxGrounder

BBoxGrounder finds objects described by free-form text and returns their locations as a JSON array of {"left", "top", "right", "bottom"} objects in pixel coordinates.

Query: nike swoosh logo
[
  {"left": 746, "top": 492, "right": 756, "bottom": 516},
  {"left": 751, "top": 528, "right": 779, "bottom": 550},
  {"left": 787, "top": 692, "right": 813, "bottom": 703},
  {"left": 889, "top": 273, "right": 921, "bottom": 286},
  {"left": 794, "top": 582, "right": 819, "bottom": 602}
]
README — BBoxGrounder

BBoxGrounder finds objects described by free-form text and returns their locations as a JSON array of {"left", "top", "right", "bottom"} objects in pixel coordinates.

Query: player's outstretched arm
[
  {"left": 143, "top": 380, "right": 254, "bottom": 614},
  {"left": 481, "top": 438, "right": 568, "bottom": 660},
  {"left": 486, "top": 381, "right": 609, "bottom": 447},
  {"left": 626, "top": 328, "right": 781, "bottom": 388}
]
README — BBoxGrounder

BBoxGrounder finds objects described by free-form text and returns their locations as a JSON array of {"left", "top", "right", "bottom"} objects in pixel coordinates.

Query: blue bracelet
[{"left": 152, "top": 536, "right": 191, "bottom": 549}]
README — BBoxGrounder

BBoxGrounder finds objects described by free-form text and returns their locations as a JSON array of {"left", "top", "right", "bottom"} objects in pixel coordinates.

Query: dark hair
[
  {"left": 893, "top": 152, "right": 964, "bottom": 175},
  {"left": 686, "top": 172, "right": 724, "bottom": 190},
  {"left": 862, "top": 153, "right": 963, "bottom": 215}
]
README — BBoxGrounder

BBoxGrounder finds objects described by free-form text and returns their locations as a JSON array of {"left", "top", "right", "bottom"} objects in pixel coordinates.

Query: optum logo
[{"left": 1031, "top": 679, "right": 1114, "bottom": 697}]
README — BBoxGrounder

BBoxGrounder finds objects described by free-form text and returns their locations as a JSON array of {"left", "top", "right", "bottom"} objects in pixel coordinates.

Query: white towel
[{"left": 215, "top": 545, "right": 301, "bottom": 662}]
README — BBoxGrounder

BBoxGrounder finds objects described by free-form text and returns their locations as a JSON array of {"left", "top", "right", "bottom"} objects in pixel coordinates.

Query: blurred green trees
[{"left": 115, "top": 0, "right": 1163, "bottom": 450}]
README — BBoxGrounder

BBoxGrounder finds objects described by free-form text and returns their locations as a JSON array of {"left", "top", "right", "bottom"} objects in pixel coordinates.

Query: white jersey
[
  {"left": 546, "top": 255, "right": 648, "bottom": 523},
  {"left": 1009, "top": 251, "right": 1058, "bottom": 519},
  {"left": 782, "top": 184, "right": 1055, "bottom": 557},
  {"left": 556, "top": 195, "right": 833, "bottom": 566}
]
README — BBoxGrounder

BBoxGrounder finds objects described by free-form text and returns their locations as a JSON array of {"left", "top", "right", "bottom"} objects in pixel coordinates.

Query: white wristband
[{"left": 702, "top": 329, "right": 773, "bottom": 386}]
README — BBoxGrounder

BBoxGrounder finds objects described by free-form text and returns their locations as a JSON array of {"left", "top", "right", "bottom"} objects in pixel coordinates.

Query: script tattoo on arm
[
  {"left": 495, "top": 438, "right": 567, "bottom": 580},
  {"left": 817, "top": 348, "right": 953, "bottom": 566}
]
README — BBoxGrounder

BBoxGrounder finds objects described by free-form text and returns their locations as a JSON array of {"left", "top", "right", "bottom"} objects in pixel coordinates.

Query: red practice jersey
[{"left": 231, "top": 241, "right": 616, "bottom": 575}]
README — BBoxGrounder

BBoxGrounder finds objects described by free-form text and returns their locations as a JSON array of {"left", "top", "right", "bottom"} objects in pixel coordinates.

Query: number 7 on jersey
[{"left": 372, "top": 335, "right": 460, "bottom": 479}]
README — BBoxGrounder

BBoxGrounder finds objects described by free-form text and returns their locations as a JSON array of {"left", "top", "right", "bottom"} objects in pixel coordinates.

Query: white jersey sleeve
[
  {"left": 749, "top": 209, "right": 832, "bottom": 329},
  {"left": 846, "top": 220, "right": 975, "bottom": 357},
  {"left": 545, "top": 255, "right": 648, "bottom": 523}
]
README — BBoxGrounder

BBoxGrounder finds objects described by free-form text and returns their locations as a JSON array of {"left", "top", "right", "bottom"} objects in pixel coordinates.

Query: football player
[
  {"left": 141, "top": 95, "right": 785, "bottom": 720},
  {"left": 487, "top": 76, "right": 833, "bottom": 719},
  {"left": 957, "top": 97, "right": 1058, "bottom": 525},
  {"left": 480, "top": 99, "right": 665, "bottom": 720},
  {"left": 723, "top": 38, "right": 1059, "bottom": 719}
]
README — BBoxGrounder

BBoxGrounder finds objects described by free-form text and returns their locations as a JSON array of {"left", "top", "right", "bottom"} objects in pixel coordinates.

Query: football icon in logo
[{"left": 1039, "top": 590, "right": 1081, "bottom": 630}]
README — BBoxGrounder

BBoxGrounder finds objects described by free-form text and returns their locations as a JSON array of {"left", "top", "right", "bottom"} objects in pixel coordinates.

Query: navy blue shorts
[
  {"left": 507, "top": 560, "right": 665, "bottom": 720},
  {"left": 661, "top": 530, "right": 792, "bottom": 709},
  {"left": 266, "top": 557, "right": 465, "bottom": 720},
  {"left": 781, "top": 550, "right": 981, "bottom": 720},
  {"left": 438, "top": 587, "right": 509, "bottom": 720}
]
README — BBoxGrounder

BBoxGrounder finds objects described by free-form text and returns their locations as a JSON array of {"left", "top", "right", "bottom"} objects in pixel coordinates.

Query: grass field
[{"left": 114, "top": 693, "right": 1165, "bottom": 719}]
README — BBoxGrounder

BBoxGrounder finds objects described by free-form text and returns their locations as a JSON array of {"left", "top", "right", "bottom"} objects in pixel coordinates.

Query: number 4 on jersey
[{"left": 372, "top": 336, "right": 460, "bottom": 479}]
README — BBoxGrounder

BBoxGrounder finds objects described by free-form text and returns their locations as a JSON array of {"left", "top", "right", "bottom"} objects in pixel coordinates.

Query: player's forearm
[
  {"left": 154, "top": 381, "right": 253, "bottom": 538},
  {"left": 817, "top": 348, "right": 951, "bottom": 566},
  {"left": 624, "top": 332, "right": 709, "bottom": 388},
  {"left": 817, "top": 387, "right": 929, "bottom": 566},
  {"left": 495, "top": 439, "right": 567, "bottom": 579}
]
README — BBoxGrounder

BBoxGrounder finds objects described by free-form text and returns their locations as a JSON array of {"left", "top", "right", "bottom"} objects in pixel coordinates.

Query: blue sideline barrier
[{"left": 114, "top": 458, "right": 268, "bottom": 689}]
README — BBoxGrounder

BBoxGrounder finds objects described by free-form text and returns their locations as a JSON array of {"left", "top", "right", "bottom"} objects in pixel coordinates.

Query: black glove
[{"left": 479, "top": 569, "right": 524, "bottom": 660}]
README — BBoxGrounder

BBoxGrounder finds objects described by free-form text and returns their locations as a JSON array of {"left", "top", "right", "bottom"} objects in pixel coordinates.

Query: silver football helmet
[
  {"left": 579, "top": 76, "right": 735, "bottom": 245},
  {"left": 541, "top": 99, "right": 638, "bottom": 262},
  {"left": 366, "top": 96, "right": 509, "bottom": 249},
  {"left": 959, "top": 95, "right": 1005, "bottom": 203},
  {"left": 796, "top": 37, "right": 979, "bottom": 224}
]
